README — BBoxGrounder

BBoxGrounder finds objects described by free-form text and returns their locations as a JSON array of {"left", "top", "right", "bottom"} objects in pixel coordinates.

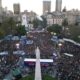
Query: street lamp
[{"left": 57, "top": 43, "right": 62, "bottom": 58}]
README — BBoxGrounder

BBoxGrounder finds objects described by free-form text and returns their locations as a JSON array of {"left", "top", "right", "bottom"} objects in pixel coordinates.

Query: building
[
  {"left": 53, "top": 12, "right": 63, "bottom": 25},
  {"left": 22, "top": 10, "right": 37, "bottom": 22},
  {"left": 0, "top": 0, "right": 2, "bottom": 8},
  {"left": 21, "top": 14, "right": 28, "bottom": 30},
  {"left": 21, "top": 11, "right": 37, "bottom": 30},
  {"left": 63, "top": 9, "right": 80, "bottom": 25},
  {"left": 55, "top": 0, "right": 62, "bottom": 12},
  {"left": 46, "top": 13, "right": 53, "bottom": 26},
  {"left": 13, "top": 3, "right": 20, "bottom": 14},
  {"left": 45, "top": 12, "right": 63, "bottom": 26},
  {"left": 0, "top": 0, "right": 3, "bottom": 13},
  {"left": 43, "top": 0, "right": 51, "bottom": 15}
]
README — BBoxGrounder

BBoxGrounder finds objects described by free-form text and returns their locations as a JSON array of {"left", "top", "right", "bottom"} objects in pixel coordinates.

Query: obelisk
[{"left": 35, "top": 47, "right": 42, "bottom": 80}]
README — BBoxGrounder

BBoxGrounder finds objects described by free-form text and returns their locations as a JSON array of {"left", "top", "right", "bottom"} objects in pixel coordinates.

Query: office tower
[
  {"left": 43, "top": 0, "right": 51, "bottom": 15},
  {"left": 13, "top": 3, "right": 20, "bottom": 14},
  {"left": 56, "top": 0, "right": 62, "bottom": 12},
  {"left": 0, "top": 0, "right": 2, "bottom": 8},
  {"left": 0, "top": 0, "right": 2, "bottom": 13}
]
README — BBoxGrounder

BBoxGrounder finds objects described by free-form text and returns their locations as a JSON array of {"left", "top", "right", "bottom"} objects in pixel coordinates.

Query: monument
[{"left": 35, "top": 47, "right": 42, "bottom": 80}]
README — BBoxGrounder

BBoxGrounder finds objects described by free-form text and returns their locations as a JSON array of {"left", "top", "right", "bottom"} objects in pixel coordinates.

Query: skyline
[{"left": 2, "top": 0, "right": 80, "bottom": 15}]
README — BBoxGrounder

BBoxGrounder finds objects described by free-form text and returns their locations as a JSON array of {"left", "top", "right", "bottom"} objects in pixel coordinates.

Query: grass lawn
[
  {"left": 20, "top": 74, "right": 34, "bottom": 80},
  {"left": 21, "top": 75, "right": 57, "bottom": 80}
]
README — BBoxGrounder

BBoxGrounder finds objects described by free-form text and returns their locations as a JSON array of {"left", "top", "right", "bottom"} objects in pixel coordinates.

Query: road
[{"left": 3, "top": 31, "right": 58, "bottom": 80}]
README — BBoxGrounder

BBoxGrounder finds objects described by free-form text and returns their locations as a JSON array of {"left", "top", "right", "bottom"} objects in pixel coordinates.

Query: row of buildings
[
  {"left": 0, "top": 0, "right": 37, "bottom": 30},
  {"left": 44, "top": 10, "right": 80, "bottom": 26},
  {"left": 43, "top": 0, "right": 80, "bottom": 26},
  {"left": 43, "top": 0, "right": 62, "bottom": 15},
  {"left": 12, "top": 0, "right": 80, "bottom": 26},
  {"left": 0, "top": 0, "right": 80, "bottom": 29}
]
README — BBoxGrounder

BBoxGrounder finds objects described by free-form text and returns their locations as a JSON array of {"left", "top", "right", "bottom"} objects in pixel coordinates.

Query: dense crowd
[
  {"left": 0, "top": 32, "right": 53, "bottom": 79},
  {"left": 30, "top": 32, "right": 54, "bottom": 59},
  {"left": 57, "top": 42, "right": 80, "bottom": 80},
  {"left": 0, "top": 31, "right": 80, "bottom": 80}
]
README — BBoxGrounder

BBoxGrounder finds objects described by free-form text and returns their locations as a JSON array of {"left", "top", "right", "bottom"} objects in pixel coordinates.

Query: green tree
[
  {"left": 32, "top": 18, "right": 39, "bottom": 28},
  {"left": 62, "top": 18, "right": 68, "bottom": 27},
  {"left": 0, "top": 28, "right": 5, "bottom": 39},
  {"left": 16, "top": 25, "right": 26, "bottom": 36},
  {"left": 69, "top": 25, "right": 80, "bottom": 43},
  {"left": 41, "top": 16, "right": 47, "bottom": 28},
  {"left": 47, "top": 24, "right": 62, "bottom": 35},
  {"left": 1, "top": 17, "right": 16, "bottom": 35},
  {"left": 7, "top": 17, "right": 16, "bottom": 34}
]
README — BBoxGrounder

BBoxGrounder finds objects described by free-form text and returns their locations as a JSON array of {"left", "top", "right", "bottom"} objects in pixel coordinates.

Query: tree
[
  {"left": 1, "top": 17, "right": 16, "bottom": 35},
  {"left": 32, "top": 18, "right": 39, "bottom": 28},
  {"left": 16, "top": 25, "right": 26, "bottom": 36},
  {"left": 47, "top": 24, "right": 62, "bottom": 35},
  {"left": 69, "top": 25, "right": 80, "bottom": 43},
  {"left": 62, "top": 18, "right": 68, "bottom": 27},
  {"left": 7, "top": 17, "right": 16, "bottom": 34},
  {"left": 62, "top": 7, "right": 67, "bottom": 12},
  {"left": 41, "top": 16, "right": 47, "bottom": 28},
  {"left": 0, "top": 28, "right": 5, "bottom": 39}
]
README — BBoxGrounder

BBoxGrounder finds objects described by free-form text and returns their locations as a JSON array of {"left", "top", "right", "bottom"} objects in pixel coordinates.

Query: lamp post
[{"left": 57, "top": 43, "right": 62, "bottom": 58}]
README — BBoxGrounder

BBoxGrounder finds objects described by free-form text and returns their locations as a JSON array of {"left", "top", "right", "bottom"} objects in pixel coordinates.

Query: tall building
[
  {"left": 0, "top": 0, "right": 2, "bottom": 13},
  {"left": 0, "top": 0, "right": 2, "bottom": 8},
  {"left": 43, "top": 0, "right": 51, "bottom": 15},
  {"left": 13, "top": 3, "right": 20, "bottom": 14},
  {"left": 55, "top": 0, "right": 62, "bottom": 12}
]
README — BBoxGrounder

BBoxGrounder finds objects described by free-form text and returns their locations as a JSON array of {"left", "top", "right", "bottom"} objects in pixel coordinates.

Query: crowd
[
  {"left": 57, "top": 41, "right": 80, "bottom": 80},
  {"left": 0, "top": 31, "right": 80, "bottom": 80},
  {"left": 30, "top": 32, "right": 54, "bottom": 59}
]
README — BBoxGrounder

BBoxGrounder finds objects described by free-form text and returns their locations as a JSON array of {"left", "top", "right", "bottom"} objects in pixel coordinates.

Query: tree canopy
[
  {"left": 41, "top": 16, "right": 47, "bottom": 28},
  {"left": 47, "top": 24, "right": 62, "bottom": 35},
  {"left": 32, "top": 18, "right": 40, "bottom": 28},
  {"left": 1, "top": 17, "right": 16, "bottom": 35},
  {"left": 0, "top": 17, "right": 26, "bottom": 39},
  {"left": 62, "top": 18, "right": 68, "bottom": 27},
  {"left": 16, "top": 25, "right": 26, "bottom": 36},
  {"left": 69, "top": 25, "right": 80, "bottom": 43}
]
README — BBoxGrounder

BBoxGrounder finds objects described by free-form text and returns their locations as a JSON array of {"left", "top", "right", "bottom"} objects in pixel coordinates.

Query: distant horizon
[{"left": 2, "top": 0, "right": 80, "bottom": 15}]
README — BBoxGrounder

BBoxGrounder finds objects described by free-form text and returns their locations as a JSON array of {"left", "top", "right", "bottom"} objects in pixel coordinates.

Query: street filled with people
[
  {"left": 57, "top": 41, "right": 80, "bottom": 80},
  {"left": 0, "top": 31, "right": 80, "bottom": 80},
  {"left": 0, "top": 31, "right": 55, "bottom": 80}
]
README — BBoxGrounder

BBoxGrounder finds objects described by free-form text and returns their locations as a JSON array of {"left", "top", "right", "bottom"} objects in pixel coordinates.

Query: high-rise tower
[
  {"left": 0, "top": 0, "right": 2, "bottom": 13},
  {"left": 43, "top": 0, "right": 51, "bottom": 15},
  {"left": 55, "top": 0, "right": 62, "bottom": 12},
  {"left": 0, "top": 0, "right": 2, "bottom": 8},
  {"left": 13, "top": 3, "right": 20, "bottom": 14}
]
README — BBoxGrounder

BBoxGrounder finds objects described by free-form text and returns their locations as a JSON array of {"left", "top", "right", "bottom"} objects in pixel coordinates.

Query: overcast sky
[{"left": 2, "top": 0, "right": 80, "bottom": 15}]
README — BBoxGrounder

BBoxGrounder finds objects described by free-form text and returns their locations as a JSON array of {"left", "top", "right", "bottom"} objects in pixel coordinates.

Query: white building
[
  {"left": 21, "top": 14, "right": 28, "bottom": 30},
  {"left": 53, "top": 12, "right": 63, "bottom": 25},
  {"left": 46, "top": 13, "right": 53, "bottom": 26},
  {"left": 45, "top": 12, "right": 63, "bottom": 26},
  {"left": 63, "top": 9, "right": 80, "bottom": 25}
]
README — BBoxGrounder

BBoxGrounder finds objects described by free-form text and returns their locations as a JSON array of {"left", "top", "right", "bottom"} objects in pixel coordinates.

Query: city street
[{"left": 1, "top": 31, "right": 56, "bottom": 80}]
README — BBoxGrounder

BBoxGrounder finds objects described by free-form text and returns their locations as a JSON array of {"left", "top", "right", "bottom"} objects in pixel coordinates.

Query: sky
[{"left": 2, "top": 0, "right": 80, "bottom": 15}]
